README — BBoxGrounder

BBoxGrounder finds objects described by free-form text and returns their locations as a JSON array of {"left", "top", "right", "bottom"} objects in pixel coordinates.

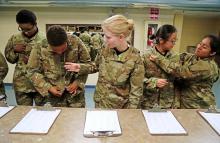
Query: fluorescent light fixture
[
  {"left": 131, "top": 3, "right": 172, "bottom": 9},
  {"left": 8, "top": 1, "right": 54, "bottom": 4}
]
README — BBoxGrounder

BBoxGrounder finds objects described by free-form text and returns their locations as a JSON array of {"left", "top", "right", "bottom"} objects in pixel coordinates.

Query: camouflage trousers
[
  {"left": 15, "top": 91, "right": 45, "bottom": 106},
  {"left": 45, "top": 90, "right": 85, "bottom": 108},
  {"left": 0, "top": 82, "right": 6, "bottom": 96}
]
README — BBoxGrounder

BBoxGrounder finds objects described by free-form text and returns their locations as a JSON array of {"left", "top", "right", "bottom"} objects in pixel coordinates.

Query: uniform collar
[
  {"left": 109, "top": 45, "right": 133, "bottom": 62},
  {"left": 153, "top": 45, "right": 173, "bottom": 58}
]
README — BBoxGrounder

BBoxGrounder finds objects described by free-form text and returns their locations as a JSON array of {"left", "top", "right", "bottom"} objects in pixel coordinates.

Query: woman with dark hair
[
  {"left": 27, "top": 25, "right": 91, "bottom": 107},
  {"left": 4, "top": 9, "right": 46, "bottom": 106},
  {"left": 150, "top": 34, "right": 220, "bottom": 109},
  {"left": 141, "top": 24, "right": 179, "bottom": 109}
]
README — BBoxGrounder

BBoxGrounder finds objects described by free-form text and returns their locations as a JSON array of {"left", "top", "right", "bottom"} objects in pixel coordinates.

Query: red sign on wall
[{"left": 150, "top": 8, "right": 159, "bottom": 20}]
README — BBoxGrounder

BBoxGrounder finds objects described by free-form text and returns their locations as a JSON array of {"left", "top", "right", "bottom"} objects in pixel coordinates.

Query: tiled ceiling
[{"left": 0, "top": 0, "right": 220, "bottom": 12}]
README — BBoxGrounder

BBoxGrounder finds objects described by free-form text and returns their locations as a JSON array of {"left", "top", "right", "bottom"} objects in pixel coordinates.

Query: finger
[
  {"left": 65, "top": 62, "right": 72, "bottom": 64},
  {"left": 67, "top": 69, "right": 75, "bottom": 72},
  {"left": 64, "top": 65, "right": 72, "bottom": 70},
  {"left": 160, "top": 82, "right": 168, "bottom": 87},
  {"left": 64, "top": 65, "right": 68, "bottom": 68},
  {"left": 70, "top": 90, "right": 76, "bottom": 94},
  {"left": 73, "top": 90, "right": 77, "bottom": 94},
  {"left": 69, "top": 90, "right": 74, "bottom": 94},
  {"left": 160, "top": 81, "right": 168, "bottom": 84},
  {"left": 57, "top": 91, "right": 62, "bottom": 96}
]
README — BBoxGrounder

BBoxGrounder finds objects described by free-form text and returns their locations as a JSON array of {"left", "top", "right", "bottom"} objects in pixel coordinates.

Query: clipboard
[
  {"left": 198, "top": 109, "right": 220, "bottom": 136},
  {"left": 10, "top": 104, "right": 61, "bottom": 134},
  {"left": 83, "top": 110, "right": 122, "bottom": 137},
  {"left": 0, "top": 105, "right": 15, "bottom": 118},
  {"left": 142, "top": 106, "right": 187, "bottom": 135}
]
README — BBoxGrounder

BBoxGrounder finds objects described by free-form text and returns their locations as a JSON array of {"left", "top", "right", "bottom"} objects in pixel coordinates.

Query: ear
[
  {"left": 159, "top": 38, "right": 164, "bottom": 44},
  {"left": 119, "top": 34, "right": 125, "bottom": 40},
  {"left": 210, "top": 52, "right": 216, "bottom": 56}
]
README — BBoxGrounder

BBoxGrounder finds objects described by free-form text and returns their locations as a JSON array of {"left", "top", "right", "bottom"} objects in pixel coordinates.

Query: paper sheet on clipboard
[
  {"left": 142, "top": 110, "right": 187, "bottom": 135},
  {"left": 84, "top": 110, "right": 122, "bottom": 137},
  {"left": 0, "top": 106, "right": 15, "bottom": 118},
  {"left": 198, "top": 111, "right": 220, "bottom": 136},
  {"left": 10, "top": 108, "right": 61, "bottom": 134}
]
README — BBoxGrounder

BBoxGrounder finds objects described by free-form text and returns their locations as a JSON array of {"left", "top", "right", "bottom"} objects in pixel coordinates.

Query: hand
[
  {"left": 156, "top": 79, "right": 168, "bottom": 88},
  {"left": 48, "top": 86, "right": 62, "bottom": 97},
  {"left": 14, "top": 44, "right": 26, "bottom": 53},
  {"left": 149, "top": 55, "right": 157, "bottom": 62},
  {"left": 23, "top": 55, "right": 29, "bottom": 64},
  {"left": 66, "top": 81, "right": 78, "bottom": 94},
  {"left": 64, "top": 62, "right": 80, "bottom": 72}
]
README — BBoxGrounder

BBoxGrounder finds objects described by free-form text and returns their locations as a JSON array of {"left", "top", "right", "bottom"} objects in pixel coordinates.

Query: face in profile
[
  {"left": 103, "top": 28, "right": 120, "bottom": 49},
  {"left": 195, "top": 37, "right": 212, "bottom": 58},
  {"left": 51, "top": 42, "right": 67, "bottom": 55}
]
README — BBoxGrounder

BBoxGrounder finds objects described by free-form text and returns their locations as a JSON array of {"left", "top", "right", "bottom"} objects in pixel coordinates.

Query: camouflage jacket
[
  {"left": 141, "top": 47, "right": 179, "bottom": 109},
  {"left": 153, "top": 52, "right": 219, "bottom": 109},
  {"left": 4, "top": 32, "right": 45, "bottom": 93},
  {"left": 79, "top": 31, "right": 92, "bottom": 53},
  {"left": 91, "top": 33, "right": 103, "bottom": 50},
  {"left": 0, "top": 52, "right": 8, "bottom": 95},
  {"left": 27, "top": 35, "right": 91, "bottom": 97},
  {"left": 79, "top": 45, "right": 144, "bottom": 109},
  {"left": 90, "top": 33, "right": 104, "bottom": 61}
]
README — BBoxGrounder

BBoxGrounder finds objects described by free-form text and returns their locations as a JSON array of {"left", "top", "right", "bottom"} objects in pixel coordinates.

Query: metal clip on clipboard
[
  {"left": 35, "top": 102, "right": 55, "bottom": 111},
  {"left": 206, "top": 105, "right": 220, "bottom": 113},
  {"left": 92, "top": 131, "right": 114, "bottom": 137},
  {"left": 148, "top": 103, "right": 167, "bottom": 112},
  {"left": 0, "top": 95, "right": 8, "bottom": 107}
]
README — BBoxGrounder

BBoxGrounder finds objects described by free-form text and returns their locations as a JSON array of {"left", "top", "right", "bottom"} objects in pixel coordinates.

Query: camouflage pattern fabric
[
  {"left": 79, "top": 45, "right": 144, "bottom": 109},
  {"left": 4, "top": 32, "right": 45, "bottom": 105},
  {"left": 153, "top": 52, "right": 219, "bottom": 109},
  {"left": 27, "top": 35, "right": 91, "bottom": 107},
  {"left": 0, "top": 52, "right": 8, "bottom": 96},
  {"left": 15, "top": 91, "right": 45, "bottom": 106},
  {"left": 90, "top": 33, "right": 104, "bottom": 61},
  {"left": 141, "top": 47, "right": 180, "bottom": 109},
  {"left": 79, "top": 31, "right": 92, "bottom": 53}
]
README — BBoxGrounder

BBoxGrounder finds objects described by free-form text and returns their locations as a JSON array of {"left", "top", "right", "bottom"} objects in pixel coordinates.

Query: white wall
[{"left": 0, "top": 7, "right": 175, "bottom": 85}]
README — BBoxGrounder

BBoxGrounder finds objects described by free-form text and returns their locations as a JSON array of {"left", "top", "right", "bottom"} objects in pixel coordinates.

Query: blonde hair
[{"left": 102, "top": 14, "right": 134, "bottom": 38}]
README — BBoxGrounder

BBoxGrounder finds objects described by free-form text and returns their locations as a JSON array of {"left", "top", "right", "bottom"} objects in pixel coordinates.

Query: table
[{"left": 0, "top": 106, "right": 219, "bottom": 143}]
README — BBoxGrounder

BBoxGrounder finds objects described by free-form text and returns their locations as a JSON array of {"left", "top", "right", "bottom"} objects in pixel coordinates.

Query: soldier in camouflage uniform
[
  {"left": 4, "top": 10, "right": 45, "bottom": 106},
  {"left": 65, "top": 15, "right": 144, "bottom": 109},
  {"left": 90, "top": 33, "right": 104, "bottom": 61},
  {"left": 27, "top": 25, "right": 91, "bottom": 107},
  {"left": 0, "top": 52, "right": 8, "bottom": 100},
  {"left": 79, "top": 29, "right": 92, "bottom": 55},
  {"left": 150, "top": 35, "right": 220, "bottom": 109},
  {"left": 141, "top": 25, "right": 179, "bottom": 109}
]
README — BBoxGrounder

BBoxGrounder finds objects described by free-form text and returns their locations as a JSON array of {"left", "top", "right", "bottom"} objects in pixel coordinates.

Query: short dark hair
[
  {"left": 16, "top": 9, "right": 37, "bottom": 25},
  {"left": 47, "top": 25, "right": 68, "bottom": 46}
]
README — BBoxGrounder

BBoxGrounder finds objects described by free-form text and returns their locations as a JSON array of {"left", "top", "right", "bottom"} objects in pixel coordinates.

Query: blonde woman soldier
[{"left": 64, "top": 15, "right": 145, "bottom": 109}]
